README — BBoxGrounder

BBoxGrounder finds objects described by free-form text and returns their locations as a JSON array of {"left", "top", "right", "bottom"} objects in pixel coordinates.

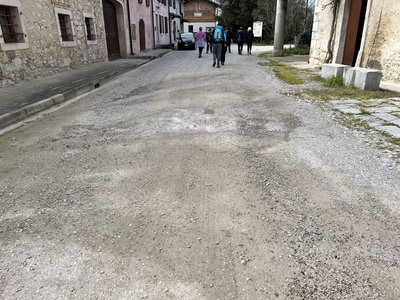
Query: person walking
[
  {"left": 246, "top": 27, "right": 254, "bottom": 55},
  {"left": 236, "top": 27, "right": 245, "bottom": 55},
  {"left": 195, "top": 27, "right": 206, "bottom": 58},
  {"left": 206, "top": 28, "right": 213, "bottom": 54},
  {"left": 220, "top": 25, "right": 230, "bottom": 65},
  {"left": 225, "top": 26, "right": 232, "bottom": 53},
  {"left": 211, "top": 24, "right": 226, "bottom": 68}
]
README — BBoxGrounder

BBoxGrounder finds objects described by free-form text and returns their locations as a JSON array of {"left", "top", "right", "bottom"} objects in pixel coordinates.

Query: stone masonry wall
[
  {"left": 310, "top": 0, "right": 400, "bottom": 84},
  {"left": 0, "top": 0, "right": 108, "bottom": 88},
  {"left": 309, "top": 0, "right": 347, "bottom": 66},
  {"left": 359, "top": 0, "right": 400, "bottom": 83}
]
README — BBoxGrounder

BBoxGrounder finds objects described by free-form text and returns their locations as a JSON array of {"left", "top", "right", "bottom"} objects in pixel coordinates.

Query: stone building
[
  {"left": 309, "top": 0, "right": 400, "bottom": 84},
  {"left": 0, "top": 0, "right": 111, "bottom": 88},
  {"left": 183, "top": 0, "right": 219, "bottom": 33}
]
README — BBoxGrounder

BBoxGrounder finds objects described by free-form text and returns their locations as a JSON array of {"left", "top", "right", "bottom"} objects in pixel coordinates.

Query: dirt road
[{"left": 1, "top": 49, "right": 399, "bottom": 299}]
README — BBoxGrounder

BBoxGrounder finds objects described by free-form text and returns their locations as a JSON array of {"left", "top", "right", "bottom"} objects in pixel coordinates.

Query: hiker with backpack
[
  {"left": 220, "top": 25, "right": 231, "bottom": 66},
  {"left": 246, "top": 27, "right": 255, "bottom": 55},
  {"left": 211, "top": 23, "right": 226, "bottom": 68},
  {"left": 236, "top": 27, "right": 245, "bottom": 55}
]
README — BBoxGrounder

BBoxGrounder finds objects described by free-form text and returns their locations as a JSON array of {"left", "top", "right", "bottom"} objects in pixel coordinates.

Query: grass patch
[
  {"left": 323, "top": 76, "right": 343, "bottom": 87},
  {"left": 301, "top": 76, "right": 399, "bottom": 101},
  {"left": 258, "top": 60, "right": 304, "bottom": 84},
  {"left": 258, "top": 46, "right": 310, "bottom": 58},
  {"left": 283, "top": 45, "right": 310, "bottom": 56}
]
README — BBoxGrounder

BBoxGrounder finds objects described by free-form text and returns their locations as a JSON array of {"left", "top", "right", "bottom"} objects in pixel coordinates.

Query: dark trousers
[
  {"left": 206, "top": 43, "right": 212, "bottom": 53},
  {"left": 238, "top": 41, "right": 243, "bottom": 54},
  {"left": 247, "top": 42, "right": 253, "bottom": 54},
  {"left": 221, "top": 45, "right": 227, "bottom": 63},
  {"left": 198, "top": 47, "right": 204, "bottom": 57}
]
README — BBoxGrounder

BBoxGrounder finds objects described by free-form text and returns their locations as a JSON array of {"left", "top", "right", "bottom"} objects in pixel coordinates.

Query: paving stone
[
  {"left": 356, "top": 115, "right": 385, "bottom": 127},
  {"left": 365, "top": 106, "right": 400, "bottom": 113},
  {"left": 374, "top": 125, "right": 400, "bottom": 138},
  {"left": 330, "top": 100, "right": 360, "bottom": 105},
  {"left": 390, "top": 100, "right": 400, "bottom": 107},
  {"left": 373, "top": 113, "right": 399, "bottom": 122},
  {"left": 335, "top": 106, "right": 362, "bottom": 114}
]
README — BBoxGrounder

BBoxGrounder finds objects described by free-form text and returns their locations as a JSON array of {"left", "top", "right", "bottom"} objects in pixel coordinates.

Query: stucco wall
[
  {"left": 0, "top": 0, "right": 108, "bottom": 88},
  {"left": 128, "top": 0, "right": 153, "bottom": 53}
]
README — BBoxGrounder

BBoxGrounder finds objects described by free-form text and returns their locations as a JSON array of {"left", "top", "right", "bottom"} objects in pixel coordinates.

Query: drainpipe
[
  {"left": 126, "top": 0, "right": 134, "bottom": 55},
  {"left": 151, "top": 0, "right": 156, "bottom": 49}
]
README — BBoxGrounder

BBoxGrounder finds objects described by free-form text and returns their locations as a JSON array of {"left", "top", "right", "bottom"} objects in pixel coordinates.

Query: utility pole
[{"left": 273, "top": 0, "right": 287, "bottom": 57}]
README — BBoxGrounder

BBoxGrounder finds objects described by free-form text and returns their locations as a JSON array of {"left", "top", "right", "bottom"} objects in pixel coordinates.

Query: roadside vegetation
[
  {"left": 258, "top": 53, "right": 400, "bottom": 158},
  {"left": 258, "top": 60, "right": 304, "bottom": 84}
]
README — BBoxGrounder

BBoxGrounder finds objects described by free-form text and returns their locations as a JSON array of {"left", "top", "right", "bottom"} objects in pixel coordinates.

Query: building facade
[
  {"left": 183, "top": 0, "right": 219, "bottom": 33},
  {"left": 309, "top": 0, "right": 400, "bottom": 84},
  {"left": 125, "top": 0, "right": 153, "bottom": 53},
  {"left": 0, "top": 0, "right": 111, "bottom": 87}
]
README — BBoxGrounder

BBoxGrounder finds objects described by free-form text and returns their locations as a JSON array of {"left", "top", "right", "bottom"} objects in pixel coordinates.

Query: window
[
  {"left": 188, "top": 25, "right": 193, "bottom": 33},
  {"left": 146, "top": 0, "right": 150, "bottom": 6},
  {"left": 0, "top": 1, "right": 28, "bottom": 51},
  {"left": 84, "top": 14, "right": 96, "bottom": 42},
  {"left": 164, "top": 16, "right": 168, "bottom": 34},
  {"left": 138, "top": 0, "right": 143, "bottom": 3},
  {"left": 54, "top": 7, "right": 76, "bottom": 46},
  {"left": 159, "top": 15, "right": 163, "bottom": 33},
  {"left": 58, "top": 14, "right": 73, "bottom": 41},
  {"left": 0, "top": 5, "right": 22, "bottom": 43}
]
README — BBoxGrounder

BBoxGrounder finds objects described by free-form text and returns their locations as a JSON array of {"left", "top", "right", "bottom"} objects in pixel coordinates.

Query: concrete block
[
  {"left": 354, "top": 68, "right": 382, "bottom": 91},
  {"left": 321, "top": 63, "right": 350, "bottom": 79},
  {"left": 52, "top": 94, "right": 65, "bottom": 104},
  {"left": 24, "top": 98, "right": 55, "bottom": 116}
]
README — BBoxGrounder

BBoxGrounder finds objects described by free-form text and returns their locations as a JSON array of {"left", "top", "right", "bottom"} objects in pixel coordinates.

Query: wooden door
[
  {"left": 343, "top": 0, "right": 367, "bottom": 66},
  {"left": 139, "top": 19, "right": 146, "bottom": 52},
  {"left": 103, "top": 0, "right": 120, "bottom": 60}
]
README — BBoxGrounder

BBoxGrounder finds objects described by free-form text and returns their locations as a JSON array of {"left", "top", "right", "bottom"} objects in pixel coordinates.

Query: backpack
[
  {"left": 237, "top": 30, "right": 244, "bottom": 42},
  {"left": 213, "top": 26, "right": 223, "bottom": 42}
]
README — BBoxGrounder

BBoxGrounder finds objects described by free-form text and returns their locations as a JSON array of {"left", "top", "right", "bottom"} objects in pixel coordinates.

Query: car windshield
[{"left": 181, "top": 33, "right": 194, "bottom": 39}]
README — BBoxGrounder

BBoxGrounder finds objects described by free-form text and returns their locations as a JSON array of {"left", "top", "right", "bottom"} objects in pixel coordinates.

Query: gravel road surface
[{"left": 1, "top": 48, "right": 399, "bottom": 299}]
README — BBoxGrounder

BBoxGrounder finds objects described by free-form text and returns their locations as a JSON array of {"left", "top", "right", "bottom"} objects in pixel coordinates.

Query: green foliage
[{"left": 223, "top": 0, "right": 315, "bottom": 44}]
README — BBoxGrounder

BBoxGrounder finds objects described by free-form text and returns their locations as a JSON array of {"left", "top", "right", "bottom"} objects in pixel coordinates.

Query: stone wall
[
  {"left": 0, "top": 0, "right": 108, "bottom": 88},
  {"left": 310, "top": 0, "right": 400, "bottom": 84},
  {"left": 359, "top": 0, "right": 400, "bottom": 83}
]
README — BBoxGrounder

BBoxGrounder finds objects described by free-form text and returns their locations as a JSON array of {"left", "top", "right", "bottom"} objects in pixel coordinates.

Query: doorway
[
  {"left": 102, "top": 0, "right": 121, "bottom": 60},
  {"left": 139, "top": 19, "right": 146, "bottom": 51},
  {"left": 342, "top": 0, "right": 368, "bottom": 66}
]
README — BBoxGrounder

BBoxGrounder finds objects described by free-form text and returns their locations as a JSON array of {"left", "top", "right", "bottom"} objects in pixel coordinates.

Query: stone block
[
  {"left": 354, "top": 68, "right": 382, "bottom": 91},
  {"left": 344, "top": 67, "right": 357, "bottom": 86},
  {"left": 343, "top": 67, "right": 383, "bottom": 90},
  {"left": 321, "top": 63, "right": 350, "bottom": 79}
]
